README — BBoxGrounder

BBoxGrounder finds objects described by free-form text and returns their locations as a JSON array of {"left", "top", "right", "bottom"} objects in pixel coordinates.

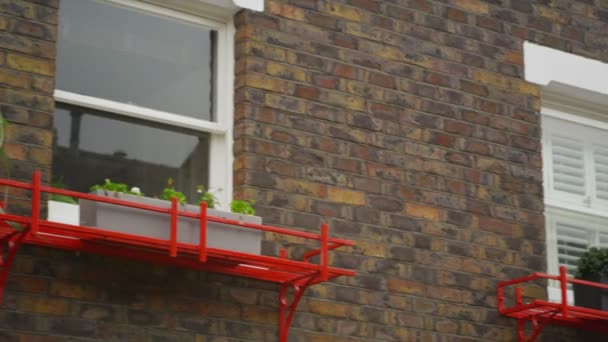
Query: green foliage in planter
[
  {"left": 231, "top": 199, "right": 255, "bottom": 215},
  {"left": 90, "top": 178, "right": 143, "bottom": 196},
  {"left": 160, "top": 178, "right": 186, "bottom": 204},
  {"left": 49, "top": 178, "right": 77, "bottom": 204},
  {"left": 197, "top": 185, "right": 219, "bottom": 209},
  {"left": 575, "top": 247, "right": 608, "bottom": 279}
]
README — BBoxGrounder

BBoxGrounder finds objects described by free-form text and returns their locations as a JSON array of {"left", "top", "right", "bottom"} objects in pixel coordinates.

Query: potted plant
[
  {"left": 79, "top": 179, "right": 263, "bottom": 255},
  {"left": 573, "top": 247, "right": 608, "bottom": 311},
  {"left": 47, "top": 178, "right": 79, "bottom": 225}
]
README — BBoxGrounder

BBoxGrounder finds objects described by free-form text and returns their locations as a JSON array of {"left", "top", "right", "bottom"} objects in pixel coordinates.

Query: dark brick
[
  {"left": 511, "top": 0, "right": 533, "bottom": 12},
  {"left": 368, "top": 195, "right": 403, "bottom": 212},
  {"left": 49, "top": 318, "right": 96, "bottom": 337},
  {"left": 390, "top": 246, "right": 415, "bottom": 262},
  {"left": 446, "top": 7, "right": 467, "bottom": 22}
]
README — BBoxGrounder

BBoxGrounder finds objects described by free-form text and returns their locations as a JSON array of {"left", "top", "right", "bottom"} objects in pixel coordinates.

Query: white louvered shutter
[
  {"left": 599, "top": 232, "right": 608, "bottom": 249},
  {"left": 593, "top": 143, "right": 608, "bottom": 207},
  {"left": 543, "top": 111, "right": 608, "bottom": 303},
  {"left": 555, "top": 220, "right": 591, "bottom": 277},
  {"left": 549, "top": 134, "right": 587, "bottom": 204}
]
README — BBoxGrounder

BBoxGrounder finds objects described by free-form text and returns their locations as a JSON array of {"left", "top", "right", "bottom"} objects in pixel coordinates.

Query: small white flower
[{"left": 130, "top": 187, "right": 141, "bottom": 194}]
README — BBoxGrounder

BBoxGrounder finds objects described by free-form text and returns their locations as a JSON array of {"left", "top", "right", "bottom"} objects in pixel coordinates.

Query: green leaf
[
  {"left": 230, "top": 200, "right": 255, "bottom": 215},
  {"left": 90, "top": 179, "right": 142, "bottom": 196},
  {"left": 160, "top": 178, "right": 187, "bottom": 204},
  {"left": 575, "top": 247, "right": 608, "bottom": 279},
  {"left": 197, "top": 185, "right": 219, "bottom": 209}
]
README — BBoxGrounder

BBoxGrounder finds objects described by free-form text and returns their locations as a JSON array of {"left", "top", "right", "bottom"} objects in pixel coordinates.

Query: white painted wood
[
  {"left": 54, "top": 90, "right": 227, "bottom": 134},
  {"left": 233, "top": 0, "right": 264, "bottom": 11},
  {"left": 529, "top": 42, "right": 608, "bottom": 300},
  {"left": 106, "top": 0, "right": 226, "bottom": 28},
  {"left": 545, "top": 205, "right": 608, "bottom": 302},
  {"left": 547, "top": 287, "right": 574, "bottom": 305},
  {"left": 543, "top": 106, "right": 608, "bottom": 133},
  {"left": 207, "top": 19, "right": 236, "bottom": 209},
  {"left": 139, "top": 0, "right": 263, "bottom": 21},
  {"left": 542, "top": 115, "right": 608, "bottom": 212},
  {"left": 524, "top": 41, "right": 608, "bottom": 96}
]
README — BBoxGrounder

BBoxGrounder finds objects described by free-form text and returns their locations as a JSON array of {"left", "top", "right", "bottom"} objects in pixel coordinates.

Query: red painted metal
[
  {"left": 498, "top": 266, "right": 608, "bottom": 342},
  {"left": 30, "top": 171, "right": 40, "bottom": 235},
  {"left": 320, "top": 223, "right": 328, "bottom": 281},
  {"left": 0, "top": 229, "right": 28, "bottom": 304},
  {"left": 169, "top": 196, "right": 178, "bottom": 257},
  {"left": 199, "top": 201, "right": 207, "bottom": 263},
  {"left": 0, "top": 171, "right": 355, "bottom": 341},
  {"left": 279, "top": 276, "right": 315, "bottom": 341}
]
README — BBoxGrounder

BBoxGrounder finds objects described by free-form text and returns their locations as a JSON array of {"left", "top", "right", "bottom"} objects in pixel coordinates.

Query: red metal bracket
[
  {"left": 0, "top": 229, "right": 28, "bottom": 303},
  {"left": 516, "top": 313, "right": 557, "bottom": 342},
  {"left": 279, "top": 276, "right": 314, "bottom": 341},
  {"left": 498, "top": 266, "right": 608, "bottom": 342},
  {"left": 0, "top": 171, "right": 356, "bottom": 341}
]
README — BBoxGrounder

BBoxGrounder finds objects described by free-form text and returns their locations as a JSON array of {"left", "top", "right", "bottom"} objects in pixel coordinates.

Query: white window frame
[
  {"left": 54, "top": 0, "right": 241, "bottom": 208},
  {"left": 542, "top": 109, "right": 608, "bottom": 304},
  {"left": 525, "top": 41, "right": 608, "bottom": 303}
]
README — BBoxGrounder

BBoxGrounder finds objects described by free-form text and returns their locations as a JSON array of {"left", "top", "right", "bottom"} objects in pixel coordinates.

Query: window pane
[
  {"left": 52, "top": 104, "right": 209, "bottom": 202},
  {"left": 56, "top": 0, "right": 215, "bottom": 121},
  {"left": 594, "top": 144, "right": 608, "bottom": 201},
  {"left": 551, "top": 135, "right": 586, "bottom": 196},
  {"left": 556, "top": 221, "right": 590, "bottom": 277}
]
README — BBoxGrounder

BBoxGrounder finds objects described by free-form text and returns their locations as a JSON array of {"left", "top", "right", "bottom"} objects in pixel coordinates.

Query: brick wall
[
  {"left": 232, "top": 0, "right": 608, "bottom": 340},
  {"left": 0, "top": 0, "right": 56, "bottom": 214},
  {"left": 1, "top": 0, "right": 608, "bottom": 341}
]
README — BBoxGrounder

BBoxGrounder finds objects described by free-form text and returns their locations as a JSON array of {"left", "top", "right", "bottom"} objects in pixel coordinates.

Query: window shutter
[
  {"left": 593, "top": 144, "right": 608, "bottom": 203},
  {"left": 555, "top": 220, "right": 590, "bottom": 276},
  {"left": 550, "top": 134, "right": 587, "bottom": 199},
  {"left": 599, "top": 232, "right": 608, "bottom": 249}
]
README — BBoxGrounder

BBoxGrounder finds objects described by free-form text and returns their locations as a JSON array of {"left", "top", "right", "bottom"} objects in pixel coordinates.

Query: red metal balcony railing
[
  {"left": 498, "top": 266, "right": 608, "bottom": 342},
  {"left": 0, "top": 171, "right": 355, "bottom": 341}
]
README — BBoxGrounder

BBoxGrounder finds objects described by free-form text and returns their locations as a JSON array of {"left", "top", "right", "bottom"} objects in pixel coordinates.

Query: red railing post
[
  {"left": 169, "top": 197, "right": 178, "bottom": 257},
  {"left": 30, "top": 171, "right": 41, "bottom": 235},
  {"left": 199, "top": 201, "right": 207, "bottom": 263},
  {"left": 560, "top": 266, "right": 568, "bottom": 318},
  {"left": 320, "top": 223, "right": 329, "bottom": 281}
]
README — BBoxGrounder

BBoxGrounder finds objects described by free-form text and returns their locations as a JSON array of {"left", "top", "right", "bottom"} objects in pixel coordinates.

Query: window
[
  {"left": 543, "top": 107, "right": 608, "bottom": 301},
  {"left": 524, "top": 41, "right": 608, "bottom": 302},
  {"left": 53, "top": 0, "right": 235, "bottom": 206}
]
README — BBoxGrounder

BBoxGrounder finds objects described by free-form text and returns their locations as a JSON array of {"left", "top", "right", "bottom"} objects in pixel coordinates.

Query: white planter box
[
  {"left": 48, "top": 200, "right": 80, "bottom": 225},
  {"left": 78, "top": 190, "right": 263, "bottom": 254}
]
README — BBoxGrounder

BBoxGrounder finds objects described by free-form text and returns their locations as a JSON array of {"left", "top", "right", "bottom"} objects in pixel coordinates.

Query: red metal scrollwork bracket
[
  {"left": 279, "top": 281, "right": 310, "bottom": 342},
  {"left": 0, "top": 229, "right": 28, "bottom": 303},
  {"left": 516, "top": 312, "right": 558, "bottom": 342}
]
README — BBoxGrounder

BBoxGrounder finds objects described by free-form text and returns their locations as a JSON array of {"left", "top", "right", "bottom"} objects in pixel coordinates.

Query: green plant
[
  {"left": 575, "top": 247, "right": 608, "bottom": 279},
  {"left": 49, "top": 178, "right": 77, "bottom": 204},
  {"left": 197, "top": 185, "right": 219, "bottom": 209},
  {"left": 160, "top": 178, "right": 186, "bottom": 204},
  {"left": 90, "top": 178, "right": 142, "bottom": 196},
  {"left": 230, "top": 199, "right": 255, "bottom": 215}
]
